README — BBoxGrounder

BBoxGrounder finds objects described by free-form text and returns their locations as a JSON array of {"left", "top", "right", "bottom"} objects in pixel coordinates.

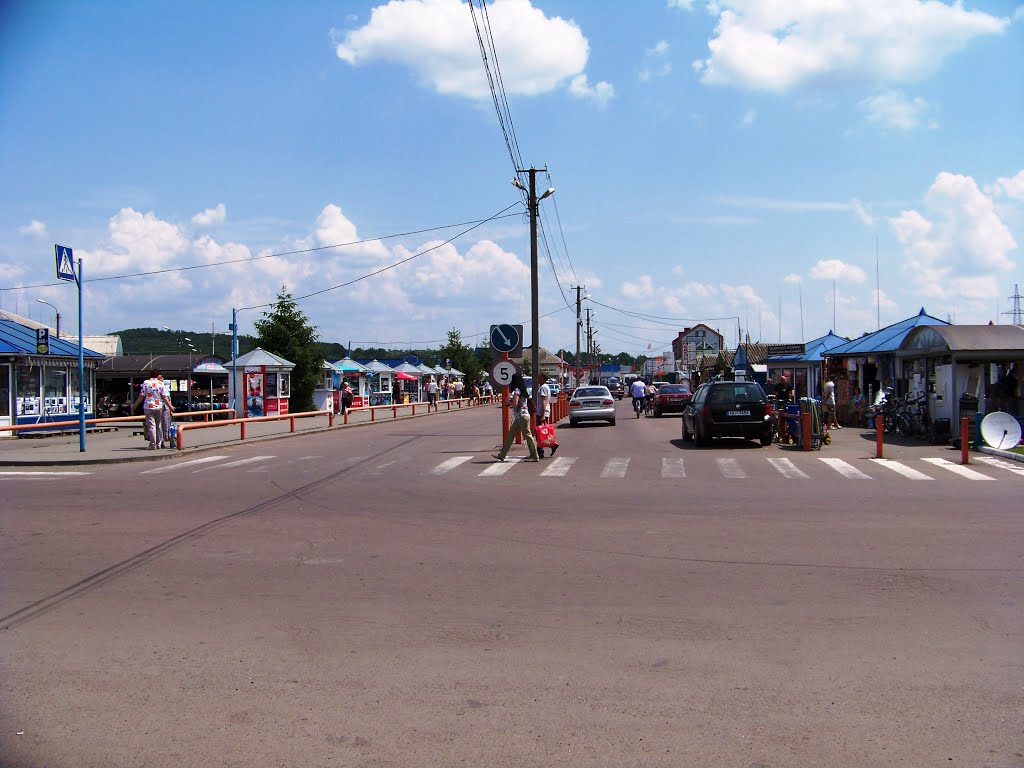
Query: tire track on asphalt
[{"left": 0, "top": 436, "right": 423, "bottom": 631}]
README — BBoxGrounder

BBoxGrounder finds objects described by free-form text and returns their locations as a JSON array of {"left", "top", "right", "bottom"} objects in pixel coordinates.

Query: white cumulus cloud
[
  {"left": 191, "top": 203, "right": 226, "bottom": 228},
  {"left": 810, "top": 259, "right": 867, "bottom": 283},
  {"left": 889, "top": 171, "right": 1017, "bottom": 301},
  {"left": 989, "top": 170, "right": 1024, "bottom": 201},
  {"left": 334, "top": 0, "right": 612, "bottom": 104},
  {"left": 18, "top": 219, "right": 47, "bottom": 237},
  {"left": 694, "top": 0, "right": 1010, "bottom": 92}
]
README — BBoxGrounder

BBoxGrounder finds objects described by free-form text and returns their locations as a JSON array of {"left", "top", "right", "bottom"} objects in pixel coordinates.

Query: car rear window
[
  {"left": 659, "top": 385, "right": 690, "bottom": 394},
  {"left": 710, "top": 383, "right": 764, "bottom": 402},
  {"left": 575, "top": 387, "right": 608, "bottom": 398}
]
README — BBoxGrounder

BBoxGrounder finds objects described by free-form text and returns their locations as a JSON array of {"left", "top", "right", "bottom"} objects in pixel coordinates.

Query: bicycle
[
  {"left": 644, "top": 394, "right": 657, "bottom": 417},
  {"left": 632, "top": 396, "right": 644, "bottom": 418}
]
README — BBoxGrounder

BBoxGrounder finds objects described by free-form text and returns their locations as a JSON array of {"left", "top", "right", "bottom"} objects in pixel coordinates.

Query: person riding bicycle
[
  {"left": 629, "top": 377, "right": 647, "bottom": 418},
  {"left": 645, "top": 381, "right": 658, "bottom": 415}
]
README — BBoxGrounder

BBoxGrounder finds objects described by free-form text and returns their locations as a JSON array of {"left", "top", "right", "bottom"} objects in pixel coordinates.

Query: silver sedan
[{"left": 568, "top": 386, "right": 616, "bottom": 426}]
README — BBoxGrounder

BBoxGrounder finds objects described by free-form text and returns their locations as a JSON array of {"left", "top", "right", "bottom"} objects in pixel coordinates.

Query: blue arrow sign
[{"left": 55, "top": 244, "right": 76, "bottom": 282}]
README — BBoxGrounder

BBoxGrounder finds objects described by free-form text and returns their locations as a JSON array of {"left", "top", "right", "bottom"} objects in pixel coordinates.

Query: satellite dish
[{"left": 980, "top": 411, "right": 1022, "bottom": 450}]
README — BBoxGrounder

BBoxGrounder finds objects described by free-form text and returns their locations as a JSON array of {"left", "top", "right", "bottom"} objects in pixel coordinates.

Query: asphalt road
[{"left": 2, "top": 401, "right": 1022, "bottom": 767}]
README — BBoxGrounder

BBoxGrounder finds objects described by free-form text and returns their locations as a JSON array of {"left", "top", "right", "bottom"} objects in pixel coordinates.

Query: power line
[
  {"left": 1, "top": 211, "right": 525, "bottom": 293},
  {"left": 237, "top": 201, "right": 524, "bottom": 311}
]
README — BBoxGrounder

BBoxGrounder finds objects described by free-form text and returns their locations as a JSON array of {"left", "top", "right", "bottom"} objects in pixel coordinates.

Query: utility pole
[
  {"left": 585, "top": 308, "right": 593, "bottom": 385},
  {"left": 574, "top": 286, "right": 583, "bottom": 386},
  {"left": 512, "top": 167, "right": 554, "bottom": 388}
]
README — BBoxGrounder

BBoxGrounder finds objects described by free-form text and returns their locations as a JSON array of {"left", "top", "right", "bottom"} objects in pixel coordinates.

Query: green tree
[
  {"left": 253, "top": 288, "right": 322, "bottom": 412},
  {"left": 440, "top": 328, "right": 483, "bottom": 385}
]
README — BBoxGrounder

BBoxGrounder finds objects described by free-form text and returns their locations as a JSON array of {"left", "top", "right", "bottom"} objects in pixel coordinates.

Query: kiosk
[{"left": 228, "top": 348, "right": 295, "bottom": 418}]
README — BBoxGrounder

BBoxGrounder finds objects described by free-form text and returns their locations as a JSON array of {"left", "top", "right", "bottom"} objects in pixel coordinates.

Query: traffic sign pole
[
  {"left": 77, "top": 257, "right": 85, "bottom": 452},
  {"left": 501, "top": 352, "right": 510, "bottom": 445}
]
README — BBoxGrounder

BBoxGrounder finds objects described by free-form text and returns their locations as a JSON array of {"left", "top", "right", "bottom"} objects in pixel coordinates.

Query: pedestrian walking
[
  {"left": 340, "top": 381, "right": 354, "bottom": 416},
  {"left": 159, "top": 373, "right": 174, "bottom": 448},
  {"left": 492, "top": 372, "right": 539, "bottom": 462},
  {"left": 425, "top": 376, "right": 438, "bottom": 411},
  {"left": 132, "top": 369, "right": 173, "bottom": 450},
  {"left": 535, "top": 373, "right": 559, "bottom": 458},
  {"left": 823, "top": 379, "right": 840, "bottom": 429}
]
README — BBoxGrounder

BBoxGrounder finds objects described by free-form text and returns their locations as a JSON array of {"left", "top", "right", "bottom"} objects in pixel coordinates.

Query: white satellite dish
[{"left": 979, "top": 411, "right": 1022, "bottom": 450}]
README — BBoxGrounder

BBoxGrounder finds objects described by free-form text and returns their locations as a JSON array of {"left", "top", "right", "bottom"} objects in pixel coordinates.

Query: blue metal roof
[
  {"left": 0, "top": 319, "right": 103, "bottom": 358},
  {"left": 765, "top": 331, "right": 848, "bottom": 364},
  {"left": 824, "top": 309, "right": 948, "bottom": 356}
]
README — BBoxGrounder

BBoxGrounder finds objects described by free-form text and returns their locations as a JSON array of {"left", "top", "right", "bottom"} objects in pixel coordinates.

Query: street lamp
[
  {"left": 512, "top": 169, "right": 555, "bottom": 387},
  {"left": 36, "top": 299, "right": 61, "bottom": 338}
]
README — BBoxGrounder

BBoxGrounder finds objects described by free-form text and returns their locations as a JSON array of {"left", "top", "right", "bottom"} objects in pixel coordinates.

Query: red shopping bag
[{"left": 537, "top": 423, "right": 557, "bottom": 448}]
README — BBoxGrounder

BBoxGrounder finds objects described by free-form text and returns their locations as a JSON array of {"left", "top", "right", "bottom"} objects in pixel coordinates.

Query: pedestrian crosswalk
[
  {"left": 426, "top": 454, "right": 1023, "bottom": 483},
  {"left": 108, "top": 451, "right": 1023, "bottom": 484}
]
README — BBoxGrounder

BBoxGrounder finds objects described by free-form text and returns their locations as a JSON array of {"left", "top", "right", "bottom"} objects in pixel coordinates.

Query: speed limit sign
[{"left": 489, "top": 359, "right": 521, "bottom": 389}]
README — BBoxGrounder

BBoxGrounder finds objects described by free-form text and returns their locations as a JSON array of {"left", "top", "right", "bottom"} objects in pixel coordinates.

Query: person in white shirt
[{"left": 630, "top": 378, "right": 647, "bottom": 418}]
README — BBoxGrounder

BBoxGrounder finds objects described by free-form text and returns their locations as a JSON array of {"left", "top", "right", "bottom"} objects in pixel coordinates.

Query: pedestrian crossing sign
[{"left": 55, "top": 244, "right": 76, "bottom": 282}]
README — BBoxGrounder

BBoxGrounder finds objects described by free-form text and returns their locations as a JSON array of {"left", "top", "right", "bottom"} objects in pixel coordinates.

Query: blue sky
[{"left": 1, "top": 0, "right": 1022, "bottom": 358}]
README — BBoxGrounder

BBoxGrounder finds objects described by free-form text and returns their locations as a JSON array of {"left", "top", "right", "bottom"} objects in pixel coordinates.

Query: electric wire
[
  {"left": 0, "top": 212, "right": 526, "bottom": 293},
  {"left": 237, "top": 201, "right": 523, "bottom": 312}
]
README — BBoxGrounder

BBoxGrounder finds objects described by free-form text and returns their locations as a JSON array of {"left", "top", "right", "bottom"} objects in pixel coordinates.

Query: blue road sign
[
  {"left": 55, "top": 244, "right": 76, "bottom": 282},
  {"left": 490, "top": 323, "right": 523, "bottom": 354}
]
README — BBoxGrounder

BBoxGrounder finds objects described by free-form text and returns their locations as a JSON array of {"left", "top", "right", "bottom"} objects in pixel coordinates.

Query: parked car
[
  {"left": 682, "top": 380, "right": 773, "bottom": 446},
  {"left": 568, "top": 385, "right": 616, "bottom": 426},
  {"left": 651, "top": 382, "right": 692, "bottom": 417}
]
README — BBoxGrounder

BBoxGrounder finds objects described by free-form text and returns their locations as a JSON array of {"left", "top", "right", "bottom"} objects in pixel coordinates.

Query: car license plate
[
  {"left": 582, "top": 402, "right": 599, "bottom": 408},
  {"left": 727, "top": 409, "right": 751, "bottom": 416}
]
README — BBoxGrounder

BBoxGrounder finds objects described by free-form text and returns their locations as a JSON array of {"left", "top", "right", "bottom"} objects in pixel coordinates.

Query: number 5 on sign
[{"left": 489, "top": 359, "right": 520, "bottom": 389}]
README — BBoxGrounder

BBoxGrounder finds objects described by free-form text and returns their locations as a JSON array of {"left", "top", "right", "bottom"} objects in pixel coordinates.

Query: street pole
[
  {"left": 231, "top": 308, "right": 238, "bottom": 414},
  {"left": 513, "top": 167, "right": 553, "bottom": 387},
  {"left": 528, "top": 168, "right": 540, "bottom": 384},
  {"left": 575, "top": 286, "right": 582, "bottom": 387},
  {"left": 77, "top": 258, "right": 85, "bottom": 452}
]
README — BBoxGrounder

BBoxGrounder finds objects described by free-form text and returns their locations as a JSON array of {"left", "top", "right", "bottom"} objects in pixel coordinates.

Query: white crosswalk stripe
[
  {"left": 140, "top": 456, "right": 228, "bottom": 474},
  {"left": 0, "top": 470, "right": 90, "bottom": 478},
  {"left": 973, "top": 455, "right": 1024, "bottom": 478},
  {"left": 431, "top": 456, "right": 474, "bottom": 475},
  {"left": 541, "top": 457, "right": 577, "bottom": 477},
  {"left": 601, "top": 458, "right": 630, "bottom": 478},
  {"left": 661, "top": 458, "right": 686, "bottom": 478},
  {"left": 819, "top": 458, "right": 872, "bottom": 479},
  {"left": 193, "top": 455, "right": 275, "bottom": 473},
  {"left": 716, "top": 457, "right": 746, "bottom": 479},
  {"left": 921, "top": 457, "right": 996, "bottom": 481},
  {"left": 870, "top": 458, "right": 933, "bottom": 480},
  {"left": 767, "top": 457, "right": 809, "bottom": 479},
  {"left": 479, "top": 457, "right": 529, "bottom": 476}
]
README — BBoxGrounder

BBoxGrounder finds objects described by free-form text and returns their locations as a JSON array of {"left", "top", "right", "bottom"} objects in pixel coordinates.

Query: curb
[
  {"left": 0, "top": 403, "right": 500, "bottom": 467},
  {"left": 978, "top": 445, "right": 1024, "bottom": 463}
]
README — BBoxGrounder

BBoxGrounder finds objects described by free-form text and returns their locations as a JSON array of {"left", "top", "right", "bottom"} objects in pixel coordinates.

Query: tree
[
  {"left": 253, "top": 288, "right": 322, "bottom": 412},
  {"left": 440, "top": 328, "right": 483, "bottom": 385}
]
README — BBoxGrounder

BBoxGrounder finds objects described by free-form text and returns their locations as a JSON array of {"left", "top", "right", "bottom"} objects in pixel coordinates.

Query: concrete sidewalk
[{"left": 0, "top": 400, "right": 491, "bottom": 466}]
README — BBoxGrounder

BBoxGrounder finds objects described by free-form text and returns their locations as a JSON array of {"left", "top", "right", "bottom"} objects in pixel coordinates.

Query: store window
[
  {"left": 265, "top": 372, "right": 278, "bottom": 398},
  {"left": 280, "top": 372, "right": 290, "bottom": 397},
  {"left": 43, "top": 367, "right": 68, "bottom": 413},
  {"left": 16, "top": 364, "right": 41, "bottom": 416},
  {"left": 0, "top": 365, "right": 10, "bottom": 418},
  {"left": 69, "top": 366, "right": 93, "bottom": 412}
]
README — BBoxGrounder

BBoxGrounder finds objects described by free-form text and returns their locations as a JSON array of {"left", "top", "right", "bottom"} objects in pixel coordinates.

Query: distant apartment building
[{"left": 672, "top": 324, "right": 725, "bottom": 371}]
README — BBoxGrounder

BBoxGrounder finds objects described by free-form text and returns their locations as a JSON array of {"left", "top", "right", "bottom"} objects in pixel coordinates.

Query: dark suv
[
  {"left": 682, "top": 380, "right": 773, "bottom": 447},
  {"left": 605, "top": 378, "right": 625, "bottom": 400}
]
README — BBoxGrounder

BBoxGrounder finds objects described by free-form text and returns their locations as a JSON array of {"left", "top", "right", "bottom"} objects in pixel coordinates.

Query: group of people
[
  {"left": 492, "top": 372, "right": 559, "bottom": 462},
  {"left": 131, "top": 369, "right": 176, "bottom": 449}
]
